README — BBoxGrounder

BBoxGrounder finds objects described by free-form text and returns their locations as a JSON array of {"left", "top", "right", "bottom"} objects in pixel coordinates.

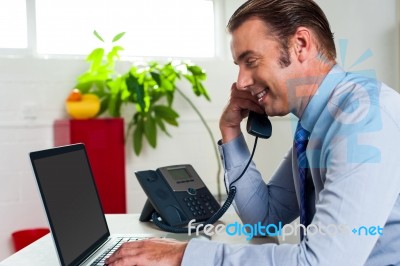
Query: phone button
[{"left": 187, "top": 188, "right": 197, "bottom": 195}]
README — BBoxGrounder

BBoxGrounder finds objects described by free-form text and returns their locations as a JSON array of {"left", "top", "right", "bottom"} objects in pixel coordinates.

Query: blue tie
[{"left": 294, "top": 121, "right": 310, "bottom": 230}]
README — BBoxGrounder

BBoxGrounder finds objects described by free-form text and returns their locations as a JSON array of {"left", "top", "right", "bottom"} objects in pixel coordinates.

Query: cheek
[{"left": 268, "top": 86, "right": 290, "bottom": 113}]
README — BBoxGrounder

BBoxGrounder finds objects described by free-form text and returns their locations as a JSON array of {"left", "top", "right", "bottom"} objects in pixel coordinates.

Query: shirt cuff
[
  {"left": 181, "top": 238, "right": 220, "bottom": 266},
  {"left": 218, "top": 134, "right": 251, "bottom": 171}
]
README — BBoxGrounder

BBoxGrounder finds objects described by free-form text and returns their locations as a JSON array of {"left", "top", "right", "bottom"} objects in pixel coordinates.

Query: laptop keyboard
[{"left": 91, "top": 237, "right": 147, "bottom": 266}]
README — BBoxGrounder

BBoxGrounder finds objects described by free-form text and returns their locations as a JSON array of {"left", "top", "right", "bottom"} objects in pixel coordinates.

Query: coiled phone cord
[{"left": 151, "top": 136, "right": 259, "bottom": 233}]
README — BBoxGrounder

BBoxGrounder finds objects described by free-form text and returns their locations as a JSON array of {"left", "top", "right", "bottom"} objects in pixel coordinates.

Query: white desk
[{"left": 0, "top": 213, "right": 278, "bottom": 265}]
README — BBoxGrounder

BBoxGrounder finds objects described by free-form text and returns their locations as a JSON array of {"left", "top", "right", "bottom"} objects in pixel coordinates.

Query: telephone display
[{"left": 136, "top": 164, "right": 220, "bottom": 227}]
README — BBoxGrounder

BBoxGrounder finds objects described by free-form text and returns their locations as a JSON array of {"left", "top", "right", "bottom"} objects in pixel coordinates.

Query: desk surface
[{"left": 0, "top": 213, "right": 278, "bottom": 265}]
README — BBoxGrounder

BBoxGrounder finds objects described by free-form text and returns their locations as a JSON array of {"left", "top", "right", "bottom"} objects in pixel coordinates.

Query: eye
[{"left": 245, "top": 58, "right": 257, "bottom": 67}]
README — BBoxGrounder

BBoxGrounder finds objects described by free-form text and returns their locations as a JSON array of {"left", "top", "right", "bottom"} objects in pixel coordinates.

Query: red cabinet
[{"left": 53, "top": 118, "right": 126, "bottom": 213}]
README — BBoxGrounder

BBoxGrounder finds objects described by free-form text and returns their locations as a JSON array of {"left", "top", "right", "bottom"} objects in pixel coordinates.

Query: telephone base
[{"left": 139, "top": 199, "right": 156, "bottom": 222}]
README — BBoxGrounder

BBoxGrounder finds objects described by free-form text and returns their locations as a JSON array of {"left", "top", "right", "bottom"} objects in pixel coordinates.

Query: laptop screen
[{"left": 30, "top": 144, "right": 110, "bottom": 266}]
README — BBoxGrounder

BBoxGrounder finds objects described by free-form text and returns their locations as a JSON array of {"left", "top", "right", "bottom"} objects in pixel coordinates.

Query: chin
[{"left": 265, "top": 108, "right": 289, "bottom": 117}]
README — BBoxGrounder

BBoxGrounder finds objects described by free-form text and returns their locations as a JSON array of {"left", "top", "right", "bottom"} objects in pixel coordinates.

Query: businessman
[{"left": 106, "top": 0, "right": 400, "bottom": 265}]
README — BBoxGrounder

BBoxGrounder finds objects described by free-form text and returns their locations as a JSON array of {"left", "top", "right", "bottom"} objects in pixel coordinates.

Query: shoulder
[
  {"left": 378, "top": 83, "right": 400, "bottom": 131},
  {"left": 311, "top": 72, "right": 399, "bottom": 148},
  {"left": 329, "top": 72, "right": 380, "bottom": 109},
  {"left": 326, "top": 72, "right": 400, "bottom": 130}
]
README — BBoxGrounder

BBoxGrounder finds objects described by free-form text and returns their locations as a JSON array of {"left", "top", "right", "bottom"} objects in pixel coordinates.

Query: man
[{"left": 106, "top": 0, "right": 400, "bottom": 265}]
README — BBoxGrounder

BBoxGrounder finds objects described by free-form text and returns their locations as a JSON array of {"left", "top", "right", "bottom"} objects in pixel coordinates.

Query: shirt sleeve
[
  {"left": 219, "top": 134, "right": 299, "bottom": 225},
  {"left": 182, "top": 134, "right": 300, "bottom": 266}
]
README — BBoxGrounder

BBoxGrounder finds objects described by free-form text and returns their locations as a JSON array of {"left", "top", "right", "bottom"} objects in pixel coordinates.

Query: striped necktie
[{"left": 294, "top": 121, "right": 310, "bottom": 231}]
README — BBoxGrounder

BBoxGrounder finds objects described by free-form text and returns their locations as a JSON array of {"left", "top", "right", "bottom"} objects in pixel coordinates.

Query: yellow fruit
[{"left": 65, "top": 93, "right": 100, "bottom": 119}]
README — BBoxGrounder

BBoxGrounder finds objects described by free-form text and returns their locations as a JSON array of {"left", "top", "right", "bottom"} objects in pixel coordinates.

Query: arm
[
  {"left": 219, "top": 134, "right": 299, "bottom": 225},
  {"left": 219, "top": 83, "right": 299, "bottom": 225}
]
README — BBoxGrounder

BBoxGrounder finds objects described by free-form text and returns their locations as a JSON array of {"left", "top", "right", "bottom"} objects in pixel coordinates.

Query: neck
[{"left": 291, "top": 60, "right": 335, "bottom": 119}]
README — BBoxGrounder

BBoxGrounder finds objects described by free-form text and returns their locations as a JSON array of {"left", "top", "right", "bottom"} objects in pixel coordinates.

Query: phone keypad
[{"left": 184, "top": 194, "right": 217, "bottom": 217}]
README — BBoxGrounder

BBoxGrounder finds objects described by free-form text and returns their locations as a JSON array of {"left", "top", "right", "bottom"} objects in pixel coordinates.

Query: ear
[{"left": 292, "top": 27, "right": 313, "bottom": 63}]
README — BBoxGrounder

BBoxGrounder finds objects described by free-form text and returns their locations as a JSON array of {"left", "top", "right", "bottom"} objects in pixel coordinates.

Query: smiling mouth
[{"left": 255, "top": 88, "right": 269, "bottom": 103}]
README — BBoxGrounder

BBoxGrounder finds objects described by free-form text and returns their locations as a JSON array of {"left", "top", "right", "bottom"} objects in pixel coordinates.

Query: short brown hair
[{"left": 227, "top": 0, "right": 336, "bottom": 67}]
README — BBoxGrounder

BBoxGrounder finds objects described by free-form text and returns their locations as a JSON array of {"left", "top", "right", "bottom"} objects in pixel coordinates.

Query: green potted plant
[{"left": 74, "top": 31, "right": 222, "bottom": 199}]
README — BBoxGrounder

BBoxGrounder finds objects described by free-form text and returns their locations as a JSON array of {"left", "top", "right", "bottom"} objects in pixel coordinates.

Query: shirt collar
[{"left": 300, "top": 64, "right": 347, "bottom": 133}]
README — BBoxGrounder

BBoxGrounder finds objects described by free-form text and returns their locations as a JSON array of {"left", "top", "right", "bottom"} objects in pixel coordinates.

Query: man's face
[{"left": 230, "top": 18, "right": 300, "bottom": 117}]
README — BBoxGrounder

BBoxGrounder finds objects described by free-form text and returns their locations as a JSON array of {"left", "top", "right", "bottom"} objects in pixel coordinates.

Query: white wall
[{"left": 0, "top": 0, "right": 398, "bottom": 260}]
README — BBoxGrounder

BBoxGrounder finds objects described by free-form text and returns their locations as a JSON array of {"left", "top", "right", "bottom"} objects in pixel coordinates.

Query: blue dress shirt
[{"left": 182, "top": 65, "right": 400, "bottom": 265}]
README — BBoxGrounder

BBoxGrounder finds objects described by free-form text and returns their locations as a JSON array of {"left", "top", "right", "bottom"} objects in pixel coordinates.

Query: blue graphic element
[
  {"left": 349, "top": 48, "right": 373, "bottom": 69},
  {"left": 339, "top": 39, "right": 348, "bottom": 68},
  {"left": 338, "top": 39, "right": 374, "bottom": 71}
]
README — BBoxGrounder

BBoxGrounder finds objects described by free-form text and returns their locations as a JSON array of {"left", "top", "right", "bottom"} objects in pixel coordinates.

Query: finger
[
  {"left": 230, "top": 87, "right": 255, "bottom": 102},
  {"left": 106, "top": 255, "right": 138, "bottom": 266},
  {"left": 229, "top": 86, "right": 264, "bottom": 114},
  {"left": 227, "top": 96, "right": 264, "bottom": 116},
  {"left": 106, "top": 242, "right": 143, "bottom": 264}
]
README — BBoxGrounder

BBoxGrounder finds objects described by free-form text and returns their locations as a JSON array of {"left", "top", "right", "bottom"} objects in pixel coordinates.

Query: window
[
  {"left": 0, "top": 0, "right": 28, "bottom": 49},
  {"left": 17, "top": 0, "right": 215, "bottom": 58}
]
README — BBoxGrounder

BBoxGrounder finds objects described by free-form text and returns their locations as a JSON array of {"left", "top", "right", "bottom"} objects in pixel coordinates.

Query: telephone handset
[
  {"left": 135, "top": 111, "right": 272, "bottom": 233},
  {"left": 246, "top": 111, "right": 272, "bottom": 139}
]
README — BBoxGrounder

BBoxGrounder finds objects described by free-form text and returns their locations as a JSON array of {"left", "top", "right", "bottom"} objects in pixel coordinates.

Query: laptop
[{"left": 29, "top": 143, "right": 160, "bottom": 266}]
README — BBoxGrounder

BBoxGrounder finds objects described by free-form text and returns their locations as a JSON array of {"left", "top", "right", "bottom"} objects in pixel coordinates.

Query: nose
[{"left": 236, "top": 67, "right": 253, "bottom": 91}]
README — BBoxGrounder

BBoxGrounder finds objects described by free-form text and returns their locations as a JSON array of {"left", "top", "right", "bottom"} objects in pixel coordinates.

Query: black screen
[
  {"left": 31, "top": 145, "right": 109, "bottom": 266},
  {"left": 168, "top": 167, "right": 191, "bottom": 181}
]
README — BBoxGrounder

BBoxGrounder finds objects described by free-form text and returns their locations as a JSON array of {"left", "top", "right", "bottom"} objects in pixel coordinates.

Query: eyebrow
[{"left": 234, "top": 50, "right": 254, "bottom": 65}]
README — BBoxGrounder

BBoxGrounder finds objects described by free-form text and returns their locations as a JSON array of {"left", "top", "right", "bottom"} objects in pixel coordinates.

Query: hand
[
  {"left": 219, "top": 83, "right": 264, "bottom": 143},
  {"left": 105, "top": 238, "right": 188, "bottom": 266}
]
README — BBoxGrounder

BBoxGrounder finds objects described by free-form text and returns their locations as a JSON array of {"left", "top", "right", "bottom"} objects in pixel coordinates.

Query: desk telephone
[{"left": 136, "top": 111, "right": 272, "bottom": 233}]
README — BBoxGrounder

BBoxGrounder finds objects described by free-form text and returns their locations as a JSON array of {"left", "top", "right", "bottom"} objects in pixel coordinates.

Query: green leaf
[
  {"left": 94, "top": 80, "right": 107, "bottom": 93},
  {"left": 195, "top": 81, "right": 211, "bottom": 101},
  {"left": 93, "top": 30, "right": 105, "bottom": 42},
  {"left": 153, "top": 105, "right": 179, "bottom": 119},
  {"left": 126, "top": 73, "right": 146, "bottom": 111},
  {"left": 144, "top": 114, "right": 157, "bottom": 148},
  {"left": 161, "top": 63, "right": 179, "bottom": 82},
  {"left": 76, "top": 73, "right": 100, "bottom": 87},
  {"left": 155, "top": 116, "right": 171, "bottom": 137},
  {"left": 108, "top": 93, "right": 122, "bottom": 117},
  {"left": 86, "top": 48, "right": 105, "bottom": 70},
  {"left": 74, "top": 81, "right": 92, "bottom": 94},
  {"left": 132, "top": 112, "right": 141, "bottom": 124},
  {"left": 76, "top": 73, "right": 92, "bottom": 84},
  {"left": 161, "top": 76, "right": 174, "bottom": 91},
  {"left": 121, "top": 85, "right": 131, "bottom": 101},
  {"left": 165, "top": 90, "right": 174, "bottom": 106},
  {"left": 107, "top": 76, "right": 123, "bottom": 94},
  {"left": 183, "top": 74, "right": 194, "bottom": 84},
  {"left": 187, "top": 65, "right": 207, "bottom": 80},
  {"left": 153, "top": 105, "right": 179, "bottom": 126},
  {"left": 112, "top": 32, "right": 126, "bottom": 42},
  {"left": 107, "top": 46, "right": 124, "bottom": 64},
  {"left": 183, "top": 73, "right": 210, "bottom": 101},
  {"left": 133, "top": 118, "right": 144, "bottom": 155},
  {"left": 98, "top": 95, "right": 110, "bottom": 115}
]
